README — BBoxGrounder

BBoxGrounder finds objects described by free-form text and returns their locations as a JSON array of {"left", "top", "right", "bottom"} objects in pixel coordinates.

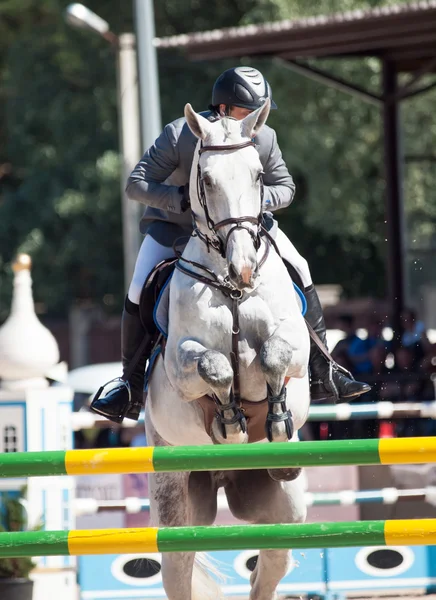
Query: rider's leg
[
  {"left": 90, "top": 235, "right": 176, "bottom": 423},
  {"left": 273, "top": 228, "right": 371, "bottom": 403}
]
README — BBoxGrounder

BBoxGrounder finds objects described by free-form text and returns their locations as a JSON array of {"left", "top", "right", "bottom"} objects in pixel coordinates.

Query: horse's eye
[{"left": 203, "top": 176, "right": 212, "bottom": 188}]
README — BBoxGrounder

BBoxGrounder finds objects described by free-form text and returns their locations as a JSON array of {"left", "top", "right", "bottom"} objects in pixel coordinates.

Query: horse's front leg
[
  {"left": 261, "top": 328, "right": 309, "bottom": 482},
  {"left": 177, "top": 338, "right": 248, "bottom": 444},
  {"left": 260, "top": 335, "right": 295, "bottom": 443}
]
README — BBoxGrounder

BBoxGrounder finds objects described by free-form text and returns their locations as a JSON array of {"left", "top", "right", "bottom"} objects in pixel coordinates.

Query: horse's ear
[
  {"left": 241, "top": 99, "right": 271, "bottom": 139},
  {"left": 184, "top": 103, "right": 212, "bottom": 140}
]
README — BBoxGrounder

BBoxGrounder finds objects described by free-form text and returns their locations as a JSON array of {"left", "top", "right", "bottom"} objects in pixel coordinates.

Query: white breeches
[
  {"left": 128, "top": 229, "right": 312, "bottom": 305},
  {"left": 128, "top": 236, "right": 176, "bottom": 304},
  {"left": 274, "top": 228, "right": 312, "bottom": 288}
]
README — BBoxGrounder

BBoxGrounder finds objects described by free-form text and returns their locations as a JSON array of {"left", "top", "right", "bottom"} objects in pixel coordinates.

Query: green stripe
[
  {"left": 157, "top": 521, "right": 387, "bottom": 552},
  {"left": 0, "top": 522, "right": 387, "bottom": 557},
  {"left": 0, "top": 530, "right": 70, "bottom": 557},
  {"left": 0, "top": 440, "right": 384, "bottom": 479},
  {"left": 153, "top": 439, "right": 382, "bottom": 472},
  {"left": 0, "top": 451, "right": 67, "bottom": 478}
]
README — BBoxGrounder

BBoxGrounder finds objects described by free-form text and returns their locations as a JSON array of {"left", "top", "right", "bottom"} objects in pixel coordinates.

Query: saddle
[{"left": 139, "top": 257, "right": 177, "bottom": 333}]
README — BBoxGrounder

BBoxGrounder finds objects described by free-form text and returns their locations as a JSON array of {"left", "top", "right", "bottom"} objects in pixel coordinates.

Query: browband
[{"left": 198, "top": 140, "right": 255, "bottom": 154}]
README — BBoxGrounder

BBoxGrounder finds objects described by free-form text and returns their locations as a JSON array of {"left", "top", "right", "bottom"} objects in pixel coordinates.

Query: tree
[
  {"left": 0, "top": 0, "right": 434, "bottom": 321},
  {"left": 0, "top": 0, "right": 129, "bottom": 318}
]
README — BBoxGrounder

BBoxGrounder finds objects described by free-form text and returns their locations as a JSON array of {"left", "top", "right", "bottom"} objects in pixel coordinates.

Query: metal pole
[
  {"left": 275, "top": 57, "right": 382, "bottom": 107},
  {"left": 134, "top": 0, "right": 162, "bottom": 151},
  {"left": 116, "top": 33, "right": 142, "bottom": 290},
  {"left": 382, "top": 60, "right": 406, "bottom": 339}
]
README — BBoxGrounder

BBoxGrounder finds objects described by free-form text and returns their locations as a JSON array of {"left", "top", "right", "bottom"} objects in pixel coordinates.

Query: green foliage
[
  {"left": 0, "top": 0, "right": 125, "bottom": 319},
  {"left": 0, "top": 492, "right": 36, "bottom": 579},
  {"left": 0, "top": 0, "right": 434, "bottom": 319}
]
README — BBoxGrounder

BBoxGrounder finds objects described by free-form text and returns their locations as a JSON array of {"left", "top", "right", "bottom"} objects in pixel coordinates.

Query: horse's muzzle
[{"left": 228, "top": 261, "right": 259, "bottom": 290}]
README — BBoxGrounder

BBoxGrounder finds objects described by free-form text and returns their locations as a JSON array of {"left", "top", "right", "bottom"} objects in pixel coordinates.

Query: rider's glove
[
  {"left": 262, "top": 211, "right": 275, "bottom": 231},
  {"left": 178, "top": 184, "right": 190, "bottom": 213}
]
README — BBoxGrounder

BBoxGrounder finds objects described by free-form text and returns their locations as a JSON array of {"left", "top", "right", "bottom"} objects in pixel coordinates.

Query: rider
[{"left": 91, "top": 66, "right": 370, "bottom": 424}]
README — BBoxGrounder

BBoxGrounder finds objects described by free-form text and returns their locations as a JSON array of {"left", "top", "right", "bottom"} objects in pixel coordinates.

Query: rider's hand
[
  {"left": 179, "top": 184, "right": 190, "bottom": 213},
  {"left": 262, "top": 211, "right": 274, "bottom": 231}
]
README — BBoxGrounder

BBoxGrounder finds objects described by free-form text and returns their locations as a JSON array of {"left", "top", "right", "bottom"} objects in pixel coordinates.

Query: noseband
[{"left": 192, "top": 140, "right": 264, "bottom": 258}]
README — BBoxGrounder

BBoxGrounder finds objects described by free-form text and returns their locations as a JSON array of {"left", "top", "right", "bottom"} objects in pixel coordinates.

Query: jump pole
[
  {"left": 308, "top": 400, "right": 436, "bottom": 421},
  {"left": 1, "top": 438, "right": 436, "bottom": 478},
  {"left": 1, "top": 519, "right": 436, "bottom": 557}
]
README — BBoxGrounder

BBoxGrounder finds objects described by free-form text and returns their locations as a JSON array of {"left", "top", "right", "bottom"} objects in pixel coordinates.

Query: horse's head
[{"left": 185, "top": 100, "right": 271, "bottom": 291}]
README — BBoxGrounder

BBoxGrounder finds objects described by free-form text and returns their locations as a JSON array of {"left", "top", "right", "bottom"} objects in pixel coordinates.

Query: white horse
[{"left": 145, "top": 99, "right": 311, "bottom": 600}]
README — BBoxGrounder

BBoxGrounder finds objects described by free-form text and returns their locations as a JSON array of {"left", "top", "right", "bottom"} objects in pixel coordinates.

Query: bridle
[
  {"left": 173, "top": 138, "right": 282, "bottom": 440},
  {"left": 191, "top": 140, "right": 264, "bottom": 258}
]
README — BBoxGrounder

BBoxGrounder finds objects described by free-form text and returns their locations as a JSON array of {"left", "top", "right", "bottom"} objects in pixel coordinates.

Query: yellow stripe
[
  {"left": 65, "top": 447, "right": 155, "bottom": 475},
  {"left": 379, "top": 437, "right": 436, "bottom": 465},
  {"left": 385, "top": 519, "right": 436, "bottom": 546},
  {"left": 68, "top": 527, "right": 159, "bottom": 555}
]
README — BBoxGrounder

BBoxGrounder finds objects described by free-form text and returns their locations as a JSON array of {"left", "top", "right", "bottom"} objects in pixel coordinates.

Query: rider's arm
[
  {"left": 126, "top": 122, "right": 185, "bottom": 214},
  {"left": 262, "top": 130, "right": 295, "bottom": 212}
]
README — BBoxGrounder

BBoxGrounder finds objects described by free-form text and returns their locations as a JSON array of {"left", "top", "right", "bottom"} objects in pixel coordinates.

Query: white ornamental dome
[{"left": 0, "top": 254, "right": 60, "bottom": 389}]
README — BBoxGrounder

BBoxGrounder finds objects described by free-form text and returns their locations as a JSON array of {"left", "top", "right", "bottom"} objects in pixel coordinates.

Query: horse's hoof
[
  {"left": 265, "top": 411, "right": 294, "bottom": 442},
  {"left": 268, "top": 467, "right": 302, "bottom": 482},
  {"left": 211, "top": 424, "right": 248, "bottom": 445}
]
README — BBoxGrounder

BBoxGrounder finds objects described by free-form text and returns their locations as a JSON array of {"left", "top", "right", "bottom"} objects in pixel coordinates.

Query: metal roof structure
[
  {"left": 155, "top": 1, "right": 436, "bottom": 72},
  {"left": 156, "top": 2, "right": 436, "bottom": 335}
]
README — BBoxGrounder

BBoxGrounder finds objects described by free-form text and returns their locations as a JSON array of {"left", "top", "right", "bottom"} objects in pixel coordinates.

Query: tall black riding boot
[
  {"left": 304, "top": 284, "right": 371, "bottom": 403},
  {"left": 90, "top": 298, "right": 155, "bottom": 424}
]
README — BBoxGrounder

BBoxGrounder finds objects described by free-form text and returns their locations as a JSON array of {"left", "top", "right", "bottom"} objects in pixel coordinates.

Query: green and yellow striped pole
[
  {"left": 0, "top": 520, "right": 435, "bottom": 557},
  {"left": 0, "top": 438, "right": 435, "bottom": 478}
]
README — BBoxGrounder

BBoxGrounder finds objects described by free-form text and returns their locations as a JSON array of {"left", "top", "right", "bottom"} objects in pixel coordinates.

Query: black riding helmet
[{"left": 211, "top": 66, "right": 277, "bottom": 111}]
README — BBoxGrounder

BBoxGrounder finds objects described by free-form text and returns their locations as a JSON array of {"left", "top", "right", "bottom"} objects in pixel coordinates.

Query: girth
[
  {"left": 197, "top": 395, "right": 268, "bottom": 444},
  {"left": 197, "top": 374, "right": 292, "bottom": 444}
]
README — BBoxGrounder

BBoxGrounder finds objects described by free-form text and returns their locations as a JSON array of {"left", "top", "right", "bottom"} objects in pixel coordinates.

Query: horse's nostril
[{"left": 228, "top": 263, "right": 239, "bottom": 282}]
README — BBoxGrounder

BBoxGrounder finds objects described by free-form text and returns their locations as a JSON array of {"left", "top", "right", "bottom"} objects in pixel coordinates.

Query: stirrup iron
[{"left": 90, "top": 377, "right": 131, "bottom": 423}]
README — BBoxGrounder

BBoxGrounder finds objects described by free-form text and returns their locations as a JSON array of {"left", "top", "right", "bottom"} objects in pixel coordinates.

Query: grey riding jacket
[{"left": 126, "top": 110, "right": 295, "bottom": 247}]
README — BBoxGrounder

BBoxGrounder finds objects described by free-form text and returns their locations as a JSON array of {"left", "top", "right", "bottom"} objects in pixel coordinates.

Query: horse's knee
[
  {"left": 225, "top": 493, "right": 253, "bottom": 522},
  {"left": 198, "top": 350, "right": 233, "bottom": 390},
  {"left": 260, "top": 337, "right": 293, "bottom": 383}
]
